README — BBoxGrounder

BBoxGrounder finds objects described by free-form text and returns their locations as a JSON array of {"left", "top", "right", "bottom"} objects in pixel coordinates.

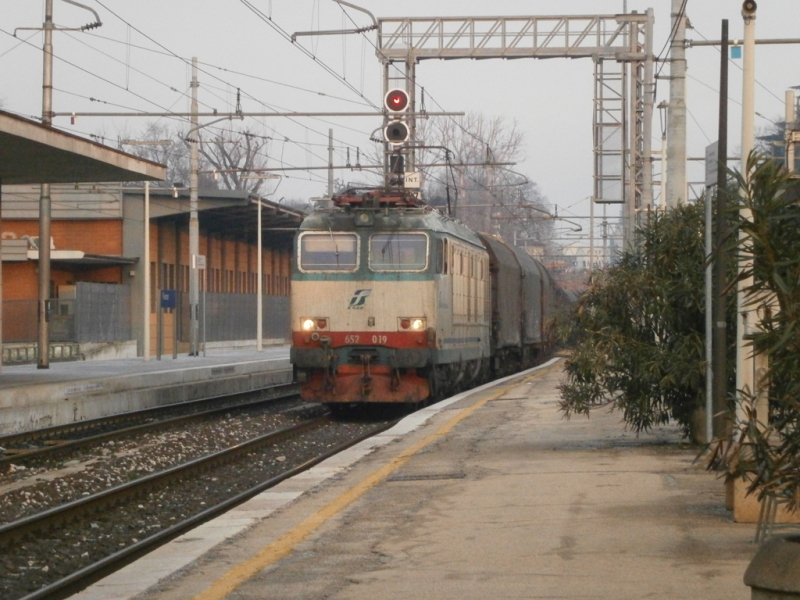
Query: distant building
[
  {"left": 1, "top": 185, "right": 303, "bottom": 359},
  {"left": 561, "top": 242, "right": 606, "bottom": 270}
]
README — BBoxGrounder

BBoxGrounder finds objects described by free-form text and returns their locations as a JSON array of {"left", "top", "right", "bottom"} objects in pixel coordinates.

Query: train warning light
[{"left": 384, "top": 89, "right": 409, "bottom": 113}]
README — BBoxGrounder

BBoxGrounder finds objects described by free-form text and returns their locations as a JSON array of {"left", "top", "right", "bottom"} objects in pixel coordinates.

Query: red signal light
[{"left": 384, "top": 89, "right": 409, "bottom": 113}]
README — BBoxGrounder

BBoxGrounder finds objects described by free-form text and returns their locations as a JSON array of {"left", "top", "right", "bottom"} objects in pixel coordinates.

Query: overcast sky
[{"left": 1, "top": 1, "right": 798, "bottom": 243}]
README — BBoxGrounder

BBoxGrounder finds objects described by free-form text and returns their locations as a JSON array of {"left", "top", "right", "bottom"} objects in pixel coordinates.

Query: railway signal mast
[{"left": 383, "top": 88, "right": 412, "bottom": 188}]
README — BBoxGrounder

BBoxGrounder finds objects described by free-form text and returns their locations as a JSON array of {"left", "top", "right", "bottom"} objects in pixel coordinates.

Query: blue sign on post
[{"left": 161, "top": 290, "right": 176, "bottom": 309}]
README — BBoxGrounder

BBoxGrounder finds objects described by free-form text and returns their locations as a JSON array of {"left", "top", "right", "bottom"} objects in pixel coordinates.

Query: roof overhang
[
  {"left": 0, "top": 110, "right": 166, "bottom": 185},
  {"left": 27, "top": 250, "right": 139, "bottom": 268},
  {"left": 126, "top": 189, "right": 306, "bottom": 244}
]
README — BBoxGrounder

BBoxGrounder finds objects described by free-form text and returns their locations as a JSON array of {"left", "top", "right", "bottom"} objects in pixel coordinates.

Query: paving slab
[{"left": 77, "top": 360, "right": 759, "bottom": 600}]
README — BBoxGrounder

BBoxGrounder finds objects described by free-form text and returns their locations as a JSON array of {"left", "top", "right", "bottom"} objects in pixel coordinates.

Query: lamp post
[
  {"left": 242, "top": 175, "right": 281, "bottom": 352},
  {"left": 736, "top": 0, "right": 758, "bottom": 423},
  {"left": 120, "top": 140, "right": 172, "bottom": 361},
  {"left": 185, "top": 57, "right": 243, "bottom": 356}
]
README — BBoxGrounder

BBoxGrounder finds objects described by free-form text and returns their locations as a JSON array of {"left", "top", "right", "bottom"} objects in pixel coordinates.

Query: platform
[
  {"left": 72, "top": 358, "right": 758, "bottom": 600},
  {"left": 0, "top": 347, "right": 291, "bottom": 435}
]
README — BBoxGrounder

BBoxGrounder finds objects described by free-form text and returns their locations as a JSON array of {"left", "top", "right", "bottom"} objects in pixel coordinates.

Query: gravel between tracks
[
  {"left": 0, "top": 403, "right": 384, "bottom": 600},
  {"left": 0, "top": 404, "right": 313, "bottom": 524}
]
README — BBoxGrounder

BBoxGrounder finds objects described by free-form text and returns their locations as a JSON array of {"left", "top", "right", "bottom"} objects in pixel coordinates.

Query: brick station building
[{"left": 1, "top": 184, "right": 304, "bottom": 359}]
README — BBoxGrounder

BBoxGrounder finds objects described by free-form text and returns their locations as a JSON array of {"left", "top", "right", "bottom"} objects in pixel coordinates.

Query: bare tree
[
  {"left": 417, "top": 113, "right": 553, "bottom": 252},
  {"left": 198, "top": 127, "right": 272, "bottom": 194},
  {"left": 119, "top": 121, "right": 217, "bottom": 189},
  {"left": 120, "top": 121, "right": 273, "bottom": 192}
]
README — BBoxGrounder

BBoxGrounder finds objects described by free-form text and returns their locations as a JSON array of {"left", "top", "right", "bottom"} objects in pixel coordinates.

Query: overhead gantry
[{"left": 376, "top": 12, "right": 655, "bottom": 245}]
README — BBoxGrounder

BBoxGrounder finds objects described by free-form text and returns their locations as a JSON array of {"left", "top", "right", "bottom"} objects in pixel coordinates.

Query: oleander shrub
[
  {"left": 557, "top": 199, "right": 737, "bottom": 439},
  {"left": 708, "top": 154, "right": 800, "bottom": 510}
]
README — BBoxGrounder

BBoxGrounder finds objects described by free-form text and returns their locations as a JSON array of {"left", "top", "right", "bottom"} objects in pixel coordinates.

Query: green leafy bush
[
  {"left": 558, "top": 202, "right": 724, "bottom": 439},
  {"left": 708, "top": 155, "right": 800, "bottom": 510}
]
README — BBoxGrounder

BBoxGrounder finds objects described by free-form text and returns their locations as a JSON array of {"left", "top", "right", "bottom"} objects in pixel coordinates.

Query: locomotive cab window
[
  {"left": 298, "top": 233, "right": 359, "bottom": 272},
  {"left": 369, "top": 233, "right": 428, "bottom": 272}
]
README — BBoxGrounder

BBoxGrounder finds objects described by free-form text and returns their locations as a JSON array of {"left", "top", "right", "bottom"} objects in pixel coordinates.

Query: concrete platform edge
[
  {"left": 69, "top": 358, "right": 561, "bottom": 600},
  {"left": 0, "top": 355, "right": 291, "bottom": 435}
]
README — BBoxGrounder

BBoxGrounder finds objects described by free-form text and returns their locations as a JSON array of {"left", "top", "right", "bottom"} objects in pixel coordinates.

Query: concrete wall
[{"left": 0, "top": 359, "right": 292, "bottom": 435}]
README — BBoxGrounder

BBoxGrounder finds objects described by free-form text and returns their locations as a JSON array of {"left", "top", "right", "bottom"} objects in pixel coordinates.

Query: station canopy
[{"left": 0, "top": 110, "right": 165, "bottom": 185}]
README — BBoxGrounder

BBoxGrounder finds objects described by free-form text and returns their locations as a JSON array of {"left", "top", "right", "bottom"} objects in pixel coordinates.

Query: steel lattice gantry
[{"left": 376, "top": 12, "right": 654, "bottom": 242}]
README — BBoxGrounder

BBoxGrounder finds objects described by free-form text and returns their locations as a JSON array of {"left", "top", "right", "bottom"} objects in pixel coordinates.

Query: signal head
[
  {"left": 384, "top": 120, "right": 410, "bottom": 145},
  {"left": 384, "top": 89, "right": 409, "bottom": 113}
]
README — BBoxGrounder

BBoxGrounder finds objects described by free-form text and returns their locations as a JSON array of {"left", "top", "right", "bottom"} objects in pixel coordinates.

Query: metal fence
[
  {"left": 74, "top": 283, "right": 131, "bottom": 343},
  {"left": 3, "top": 287, "right": 290, "bottom": 345},
  {"left": 177, "top": 292, "right": 290, "bottom": 343},
  {"left": 3, "top": 298, "right": 76, "bottom": 342}
]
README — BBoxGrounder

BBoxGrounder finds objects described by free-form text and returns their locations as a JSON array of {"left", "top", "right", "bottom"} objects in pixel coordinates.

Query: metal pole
[
  {"left": 628, "top": 44, "right": 637, "bottom": 236},
  {"left": 642, "top": 8, "right": 655, "bottom": 214},
  {"left": 589, "top": 195, "right": 595, "bottom": 269},
  {"left": 786, "top": 90, "right": 796, "bottom": 173},
  {"left": 602, "top": 215, "right": 608, "bottom": 266},
  {"left": 383, "top": 62, "right": 390, "bottom": 187},
  {"left": 327, "top": 129, "right": 334, "bottom": 197},
  {"left": 407, "top": 58, "right": 416, "bottom": 176},
  {"left": 143, "top": 182, "right": 150, "bottom": 361},
  {"left": 37, "top": 0, "right": 54, "bottom": 369},
  {"left": 0, "top": 180, "right": 3, "bottom": 373},
  {"left": 713, "top": 20, "right": 730, "bottom": 438},
  {"left": 704, "top": 185, "right": 713, "bottom": 444},
  {"left": 661, "top": 129, "right": 667, "bottom": 205},
  {"left": 257, "top": 198, "right": 263, "bottom": 352},
  {"left": 736, "top": 2, "right": 756, "bottom": 423},
  {"left": 189, "top": 57, "right": 200, "bottom": 356},
  {"left": 666, "top": 0, "right": 687, "bottom": 208},
  {"left": 157, "top": 290, "right": 162, "bottom": 361}
]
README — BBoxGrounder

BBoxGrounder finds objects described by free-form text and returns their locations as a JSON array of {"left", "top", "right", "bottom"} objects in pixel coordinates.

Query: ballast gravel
[{"left": 0, "top": 402, "right": 384, "bottom": 600}]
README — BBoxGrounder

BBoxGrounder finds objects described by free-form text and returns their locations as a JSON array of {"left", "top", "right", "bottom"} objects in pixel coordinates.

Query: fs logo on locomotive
[{"left": 348, "top": 289, "right": 371, "bottom": 310}]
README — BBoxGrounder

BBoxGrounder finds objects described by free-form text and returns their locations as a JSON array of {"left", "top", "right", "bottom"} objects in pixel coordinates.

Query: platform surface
[
  {"left": 0, "top": 347, "right": 290, "bottom": 390},
  {"left": 74, "top": 359, "right": 758, "bottom": 600},
  {"left": 0, "top": 347, "right": 292, "bottom": 434}
]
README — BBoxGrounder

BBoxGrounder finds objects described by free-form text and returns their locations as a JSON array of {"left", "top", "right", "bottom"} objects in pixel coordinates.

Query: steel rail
[
  {"left": 0, "top": 381, "right": 298, "bottom": 468},
  {"left": 0, "top": 416, "right": 331, "bottom": 548},
  {"left": 16, "top": 418, "right": 397, "bottom": 600}
]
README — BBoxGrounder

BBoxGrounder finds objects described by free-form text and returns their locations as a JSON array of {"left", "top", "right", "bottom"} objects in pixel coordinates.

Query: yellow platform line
[{"left": 192, "top": 364, "right": 555, "bottom": 600}]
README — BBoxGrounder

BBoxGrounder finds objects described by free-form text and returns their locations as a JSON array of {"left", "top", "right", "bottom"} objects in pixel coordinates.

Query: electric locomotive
[{"left": 291, "top": 189, "right": 491, "bottom": 404}]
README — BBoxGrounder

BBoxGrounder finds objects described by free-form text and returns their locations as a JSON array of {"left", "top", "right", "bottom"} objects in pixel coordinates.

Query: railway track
[
  {"left": 0, "top": 412, "right": 397, "bottom": 600},
  {"left": 0, "top": 381, "right": 299, "bottom": 471}
]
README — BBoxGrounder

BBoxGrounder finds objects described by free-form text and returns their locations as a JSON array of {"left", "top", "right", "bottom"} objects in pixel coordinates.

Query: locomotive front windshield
[
  {"left": 369, "top": 233, "right": 428, "bottom": 272},
  {"left": 299, "top": 233, "right": 358, "bottom": 271}
]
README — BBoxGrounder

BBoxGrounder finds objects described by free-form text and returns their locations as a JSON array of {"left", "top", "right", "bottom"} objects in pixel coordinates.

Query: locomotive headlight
[
  {"left": 302, "top": 318, "right": 328, "bottom": 331},
  {"left": 400, "top": 318, "right": 425, "bottom": 330}
]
